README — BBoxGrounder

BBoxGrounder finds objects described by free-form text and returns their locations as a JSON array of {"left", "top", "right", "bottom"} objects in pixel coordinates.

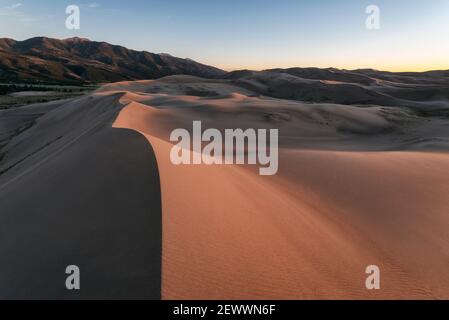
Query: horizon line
[{"left": 3, "top": 35, "right": 449, "bottom": 74}]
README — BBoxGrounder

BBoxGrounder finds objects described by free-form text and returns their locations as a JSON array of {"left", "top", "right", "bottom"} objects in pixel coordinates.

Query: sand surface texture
[
  {"left": 1, "top": 73, "right": 449, "bottom": 299},
  {"left": 110, "top": 76, "right": 449, "bottom": 299}
]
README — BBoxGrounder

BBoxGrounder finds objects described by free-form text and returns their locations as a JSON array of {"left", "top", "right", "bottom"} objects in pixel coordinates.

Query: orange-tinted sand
[{"left": 110, "top": 78, "right": 449, "bottom": 299}]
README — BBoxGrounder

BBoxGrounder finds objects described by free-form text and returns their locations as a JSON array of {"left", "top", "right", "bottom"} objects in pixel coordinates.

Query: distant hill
[
  {"left": 0, "top": 37, "right": 225, "bottom": 84},
  {"left": 224, "top": 67, "right": 449, "bottom": 106}
]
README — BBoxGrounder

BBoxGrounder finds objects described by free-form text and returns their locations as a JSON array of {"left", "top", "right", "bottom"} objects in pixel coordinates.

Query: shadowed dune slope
[{"left": 0, "top": 94, "right": 162, "bottom": 299}]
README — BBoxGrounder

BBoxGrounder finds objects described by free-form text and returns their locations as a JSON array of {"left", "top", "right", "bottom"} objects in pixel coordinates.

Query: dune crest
[
  {"left": 2, "top": 74, "right": 449, "bottom": 299},
  {"left": 110, "top": 76, "right": 449, "bottom": 299}
]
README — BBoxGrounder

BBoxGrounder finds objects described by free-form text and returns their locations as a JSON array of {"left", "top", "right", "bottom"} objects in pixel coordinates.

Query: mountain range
[
  {"left": 0, "top": 37, "right": 225, "bottom": 83},
  {"left": 1, "top": 37, "right": 448, "bottom": 107}
]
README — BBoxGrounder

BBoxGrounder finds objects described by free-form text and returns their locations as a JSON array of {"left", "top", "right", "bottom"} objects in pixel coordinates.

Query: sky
[{"left": 1, "top": 0, "right": 448, "bottom": 71}]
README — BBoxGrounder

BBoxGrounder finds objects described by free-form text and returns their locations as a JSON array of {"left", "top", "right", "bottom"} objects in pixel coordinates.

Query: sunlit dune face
[{"left": 107, "top": 76, "right": 449, "bottom": 299}]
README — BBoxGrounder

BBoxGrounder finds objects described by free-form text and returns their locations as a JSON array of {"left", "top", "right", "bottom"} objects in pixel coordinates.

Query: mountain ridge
[
  {"left": 0, "top": 36, "right": 225, "bottom": 84},
  {"left": 1, "top": 36, "right": 448, "bottom": 90}
]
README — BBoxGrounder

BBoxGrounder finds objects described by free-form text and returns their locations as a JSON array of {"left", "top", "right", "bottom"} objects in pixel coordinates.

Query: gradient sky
[{"left": 1, "top": 0, "right": 448, "bottom": 71}]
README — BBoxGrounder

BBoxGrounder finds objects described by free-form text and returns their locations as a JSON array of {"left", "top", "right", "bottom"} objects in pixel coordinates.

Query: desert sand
[
  {"left": 1, "top": 73, "right": 449, "bottom": 299},
  {"left": 0, "top": 94, "right": 162, "bottom": 299},
  {"left": 110, "top": 76, "right": 449, "bottom": 299}
]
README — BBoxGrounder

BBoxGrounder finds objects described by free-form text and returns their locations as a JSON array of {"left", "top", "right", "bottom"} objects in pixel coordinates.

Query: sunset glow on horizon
[{"left": 1, "top": 0, "right": 448, "bottom": 72}]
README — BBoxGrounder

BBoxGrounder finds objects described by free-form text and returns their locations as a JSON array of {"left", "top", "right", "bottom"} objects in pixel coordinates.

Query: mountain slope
[{"left": 0, "top": 37, "right": 225, "bottom": 83}]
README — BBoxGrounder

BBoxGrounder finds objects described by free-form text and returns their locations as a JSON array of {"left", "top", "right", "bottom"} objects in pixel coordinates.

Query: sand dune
[
  {"left": 110, "top": 77, "right": 449, "bottom": 299},
  {"left": 2, "top": 74, "right": 449, "bottom": 299},
  {"left": 0, "top": 93, "right": 162, "bottom": 299}
]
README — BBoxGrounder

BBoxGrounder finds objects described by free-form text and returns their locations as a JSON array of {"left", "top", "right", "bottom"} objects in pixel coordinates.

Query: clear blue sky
[{"left": 1, "top": 0, "right": 448, "bottom": 71}]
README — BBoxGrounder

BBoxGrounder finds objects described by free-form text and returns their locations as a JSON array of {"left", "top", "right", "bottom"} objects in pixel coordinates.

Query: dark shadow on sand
[{"left": 0, "top": 126, "right": 162, "bottom": 300}]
